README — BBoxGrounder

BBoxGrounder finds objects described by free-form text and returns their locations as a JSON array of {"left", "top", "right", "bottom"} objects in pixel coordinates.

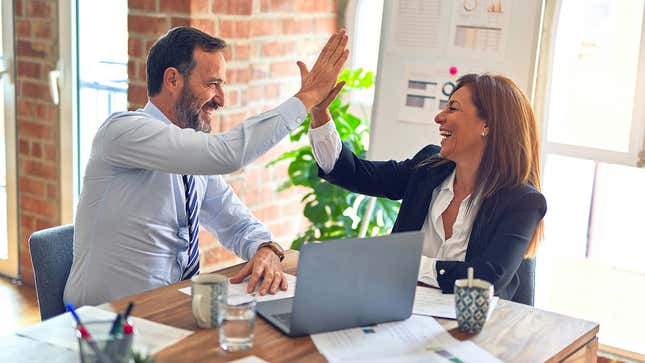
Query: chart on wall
[
  {"left": 399, "top": 64, "right": 473, "bottom": 124},
  {"left": 448, "top": 0, "right": 512, "bottom": 59}
]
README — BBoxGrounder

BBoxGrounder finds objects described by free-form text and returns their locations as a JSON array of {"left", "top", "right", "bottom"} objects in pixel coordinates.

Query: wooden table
[{"left": 109, "top": 251, "right": 599, "bottom": 363}]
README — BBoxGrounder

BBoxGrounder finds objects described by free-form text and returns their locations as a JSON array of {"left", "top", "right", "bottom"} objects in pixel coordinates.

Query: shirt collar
[
  {"left": 142, "top": 101, "right": 173, "bottom": 126},
  {"left": 439, "top": 169, "right": 456, "bottom": 193}
]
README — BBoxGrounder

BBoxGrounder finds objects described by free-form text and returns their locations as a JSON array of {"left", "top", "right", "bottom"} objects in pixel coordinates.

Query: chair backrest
[
  {"left": 28, "top": 224, "right": 74, "bottom": 320},
  {"left": 511, "top": 258, "right": 536, "bottom": 306}
]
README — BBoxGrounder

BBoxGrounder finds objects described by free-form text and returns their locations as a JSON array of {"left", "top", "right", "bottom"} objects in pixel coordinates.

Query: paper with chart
[
  {"left": 311, "top": 315, "right": 502, "bottom": 363},
  {"left": 448, "top": 0, "right": 512, "bottom": 58},
  {"left": 399, "top": 64, "right": 465, "bottom": 124},
  {"left": 15, "top": 306, "right": 193, "bottom": 355},
  {"left": 413, "top": 286, "right": 499, "bottom": 320},
  {"left": 179, "top": 273, "right": 297, "bottom": 305},
  {"left": 389, "top": 0, "right": 442, "bottom": 52}
]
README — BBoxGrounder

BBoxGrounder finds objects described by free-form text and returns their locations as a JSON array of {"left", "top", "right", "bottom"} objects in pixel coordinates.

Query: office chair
[
  {"left": 28, "top": 224, "right": 74, "bottom": 320},
  {"left": 512, "top": 258, "right": 536, "bottom": 306}
]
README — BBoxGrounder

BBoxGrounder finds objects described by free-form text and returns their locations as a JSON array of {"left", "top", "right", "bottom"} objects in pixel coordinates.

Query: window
[
  {"left": 536, "top": 0, "right": 645, "bottom": 355},
  {"left": 59, "top": 0, "right": 128, "bottom": 220}
]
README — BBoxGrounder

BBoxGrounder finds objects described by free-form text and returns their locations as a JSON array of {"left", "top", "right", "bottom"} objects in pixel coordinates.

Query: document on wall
[
  {"left": 388, "top": 0, "right": 442, "bottom": 52},
  {"left": 15, "top": 306, "right": 193, "bottom": 355},
  {"left": 311, "top": 315, "right": 502, "bottom": 363},
  {"left": 447, "top": 0, "right": 512, "bottom": 59},
  {"left": 179, "top": 273, "right": 297, "bottom": 305},
  {"left": 413, "top": 286, "right": 499, "bottom": 320}
]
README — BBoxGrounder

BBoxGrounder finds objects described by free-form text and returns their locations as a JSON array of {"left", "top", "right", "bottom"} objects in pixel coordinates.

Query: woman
[{"left": 308, "top": 73, "right": 546, "bottom": 304}]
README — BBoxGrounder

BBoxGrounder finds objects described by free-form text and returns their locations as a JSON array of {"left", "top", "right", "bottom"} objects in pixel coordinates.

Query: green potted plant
[{"left": 267, "top": 69, "right": 401, "bottom": 249}]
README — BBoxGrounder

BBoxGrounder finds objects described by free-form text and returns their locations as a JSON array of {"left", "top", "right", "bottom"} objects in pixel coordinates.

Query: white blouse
[{"left": 309, "top": 121, "right": 481, "bottom": 287}]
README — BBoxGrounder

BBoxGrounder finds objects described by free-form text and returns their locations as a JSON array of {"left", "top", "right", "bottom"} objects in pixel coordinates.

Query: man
[{"left": 64, "top": 26, "right": 349, "bottom": 306}]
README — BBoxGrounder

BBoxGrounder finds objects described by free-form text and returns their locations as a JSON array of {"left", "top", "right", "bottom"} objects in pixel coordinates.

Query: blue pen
[{"left": 65, "top": 302, "right": 115, "bottom": 363}]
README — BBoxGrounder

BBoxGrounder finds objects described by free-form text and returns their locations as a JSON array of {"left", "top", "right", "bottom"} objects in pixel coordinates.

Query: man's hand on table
[{"left": 229, "top": 245, "right": 288, "bottom": 295}]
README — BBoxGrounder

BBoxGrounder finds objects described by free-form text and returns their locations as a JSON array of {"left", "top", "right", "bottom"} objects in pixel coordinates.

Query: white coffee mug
[{"left": 191, "top": 273, "right": 228, "bottom": 328}]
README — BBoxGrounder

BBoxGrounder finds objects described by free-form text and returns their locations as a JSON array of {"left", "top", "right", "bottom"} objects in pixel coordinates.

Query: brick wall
[
  {"left": 15, "top": 0, "right": 60, "bottom": 285},
  {"left": 128, "top": 0, "right": 338, "bottom": 270}
]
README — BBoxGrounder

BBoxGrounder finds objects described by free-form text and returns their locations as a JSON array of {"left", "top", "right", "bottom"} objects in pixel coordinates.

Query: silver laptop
[{"left": 256, "top": 231, "right": 424, "bottom": 337}]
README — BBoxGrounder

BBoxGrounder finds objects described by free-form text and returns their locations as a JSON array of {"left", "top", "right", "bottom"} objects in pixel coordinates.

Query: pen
[
  {"left": 108, "top": 314, "right": 122, "bottom": 337},
  {"left": 65, "top": 302, "right": 115, "bottom": 363},
  {"left": 122, "top": 302, "right": 135, "bottom": 322}
]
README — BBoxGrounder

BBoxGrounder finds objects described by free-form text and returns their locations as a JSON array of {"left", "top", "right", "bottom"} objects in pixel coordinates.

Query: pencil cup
[
  {"left": 76, "top": 320, "right": 133, "bottom": 363},
  {"left": 454, "top": 278, "right": 494, "bottom": 334},
  {"left": 191, "top": 273, "right": 228, "bottom": 328}
]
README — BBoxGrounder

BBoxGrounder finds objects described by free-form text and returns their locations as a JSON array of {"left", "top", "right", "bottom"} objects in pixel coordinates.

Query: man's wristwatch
[{"left": 257, "top": 241, "right": 285, "bottom": 262}]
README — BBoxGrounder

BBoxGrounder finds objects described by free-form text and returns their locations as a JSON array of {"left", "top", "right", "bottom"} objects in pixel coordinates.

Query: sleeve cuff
[
  {"left": 278, "top": 97, "right": 308, "bottom": 130},
  {"left": 308, "top": 118, "right": 338, "bottom": 137},
  {"left": 418, "top": 256, "right": 440, "bottom": 288}
]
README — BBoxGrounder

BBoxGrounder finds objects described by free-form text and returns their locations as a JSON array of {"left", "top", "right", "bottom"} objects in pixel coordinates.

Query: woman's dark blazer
[{"left": 319, "top": 143, "right": 547, "bottom": 301}]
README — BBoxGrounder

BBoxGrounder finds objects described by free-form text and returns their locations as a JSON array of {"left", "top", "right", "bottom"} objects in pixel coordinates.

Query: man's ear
[{"left": 162, "top": 67, "right": 182, "bottom": 94}]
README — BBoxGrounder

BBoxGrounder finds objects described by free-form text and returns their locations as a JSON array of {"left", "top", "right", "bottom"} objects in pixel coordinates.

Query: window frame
[{"left": 0, "top": 0, "right": 19, "bottom": 278}]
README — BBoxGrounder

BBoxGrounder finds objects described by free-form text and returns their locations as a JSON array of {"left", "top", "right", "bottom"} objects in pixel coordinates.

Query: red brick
[
  {"left": 31, "top": 142, "right": 42, "bottom": 158},
  {"left": 201, "top": 245, "right": 238, "bottom": 267},
  {"left": 249, "top": 19, "right": 275, "bottom": 37},
  {"left": 190, "top": 18, "right": 216, "bottom": 35},
  {"left": 16, "top": 20, "right": 30, "bottom": 37},
  {"left": 128, "top": 15, "right": 169, "bottom": 36},
  {"left": 17, "top": 100, "right": 36, "bottom": 118},
  {"left": 170, "top": 16, "right": 191, "bottom": 28},
  {"left": 314, "top": 17, "right": 336, "bottom": 33},
  {"left": 280, "top": 200, "right": 304, "bottom": 216},
  {"left": 20, "top": 215, "right": 34, "bottom": 230},
  {"left": 130, "top": 0, "right": 157, "bottom": 11},
  {"left": 159, "top": 0, "right": 191, "bottom": 13},
  {"left": 16, "top": 40, "right": 47, "bottom": 58},
  {"left": 234, "top": 43, "right": 250, "bottom": 61},
  {"left": 260, "top": 0, "right": 294, "bottom": 12},
  {"left": 128, "top": 61, "right": 137, "bottom": 81},
  {"left": 128, "top": 37, "right": 143, "bottom": 58},
  {"left": 47, "top": 184, "right": 58, "bottom": 200},
  {"left": 19, "top": 139, "right": 29, "bottom": 154},
  {"left": 22, "top": 159, "right": 57, "bottom": 179},
  {"left": 138, "top": 62, "right": 148, "bottom": 82},
  {"left": 32, "top": 20, "right": 54, "bottom": 40},
  {"left": 226, "top": 67, "right": 251, "bottom": 85},
  {"left": 219, "top": 19, "right": 250, "bottom": 39},
  {"left": 296, "top": 1, "right": 330, "bottom": 13},
  {"left": 27, "top": 1, "right": 52, "bottom": 18},
  {"left": 20, "top": 195, "right": 56, "bottom": 215},
  {"left": 264, "top": 83, "right": 280, "bottom": 98},
  {"left": 128, "top": 84, "right": 148, "bottom": 108},
  {"left": 261, "top": 40, "right": 295, "bottom": 57},
  {"left": 229, "top": 0, "right": 253, "bottom": 15},
  {"left": 281, "top": 18, "right": 312, "bottom": 34},
  {"left": 16, "top": 0, "right": 23, "bottom": 16},
  {"left": 21, "top": 80, "right": 52, "bottom": 101},
  {"left": 191, "top": 0, "right": 211, "bottom": 14},
  {"left": 16, "top": 60, "right": 41, "bottom": 78},
  {"left": 44, "top": 145, "right": 57, "bottom": 161},
  {"left": 270, "top": 61, "right": 297, "bottom": 77},
  {"left": 19, "top": 176, "right": 46, "bottom": 196},
  {"left": 35, "top": 217, "right": 54, "bottom": 231}
]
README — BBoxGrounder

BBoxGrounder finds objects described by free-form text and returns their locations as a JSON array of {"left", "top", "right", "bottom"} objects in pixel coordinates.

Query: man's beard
[{"left": 175, "top": 85, "right": 213, "bottom": 133}]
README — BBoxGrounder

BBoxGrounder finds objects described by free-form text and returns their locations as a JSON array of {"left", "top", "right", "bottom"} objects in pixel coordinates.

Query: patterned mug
[{"left": 454, "top": 277, "right": 494, "bottom": 334}]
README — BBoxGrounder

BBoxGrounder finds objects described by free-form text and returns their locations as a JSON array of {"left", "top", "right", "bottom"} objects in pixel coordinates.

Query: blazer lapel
[{"left": 393, "top": 162, "right": 455, "bottom": 232}]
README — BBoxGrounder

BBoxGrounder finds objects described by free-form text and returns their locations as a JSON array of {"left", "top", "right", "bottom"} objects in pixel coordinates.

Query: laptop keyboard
[{"left": 272, "top": 312, "right": 292, "bottom": 326}]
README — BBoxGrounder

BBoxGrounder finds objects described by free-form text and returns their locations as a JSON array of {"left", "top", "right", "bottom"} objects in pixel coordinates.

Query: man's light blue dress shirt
[{"left": 64, "top": 98, "right": 306, "bottom": 306}]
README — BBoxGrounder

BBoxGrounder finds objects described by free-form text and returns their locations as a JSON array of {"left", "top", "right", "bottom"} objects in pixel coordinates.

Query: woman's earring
[{"left": 481, "top": 131, "right": 486, "bottom": 136}]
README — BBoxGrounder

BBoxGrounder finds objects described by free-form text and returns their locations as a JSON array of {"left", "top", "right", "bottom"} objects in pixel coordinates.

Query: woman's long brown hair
[{"left": 435, "top": 73, "right": 544, "bottom": 258}]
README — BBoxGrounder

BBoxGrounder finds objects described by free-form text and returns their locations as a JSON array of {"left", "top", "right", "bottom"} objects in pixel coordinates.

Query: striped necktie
[{"left": 182, "top": 175, "right": 200, "bottom": 280}]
